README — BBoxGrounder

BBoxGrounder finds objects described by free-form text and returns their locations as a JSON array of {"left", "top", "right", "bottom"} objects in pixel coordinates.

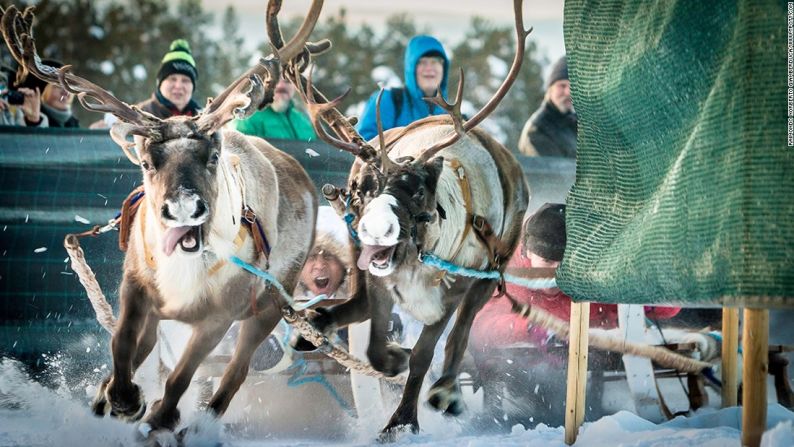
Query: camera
[{"left": 5, "top": 90, "right": 25, "bottom": 105}]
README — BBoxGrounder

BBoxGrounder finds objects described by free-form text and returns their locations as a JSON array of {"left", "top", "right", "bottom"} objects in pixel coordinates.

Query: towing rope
[{"left": 63, "top": 231, "right": 406, "bottom": 385}]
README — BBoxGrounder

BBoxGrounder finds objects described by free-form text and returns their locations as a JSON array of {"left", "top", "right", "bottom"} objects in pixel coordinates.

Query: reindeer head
[
  {"left": 354, "top": 156, "right": 444, "bottom": 276},
  {"left": 1, "top": 1, "right": 325, "bottom": 257},
  {"left": 294, "top": 0, "right": 531, "bottom": 277}
]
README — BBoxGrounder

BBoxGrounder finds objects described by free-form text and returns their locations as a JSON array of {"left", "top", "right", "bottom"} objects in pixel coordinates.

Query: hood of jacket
[{"left": 403, "top": 35, "right": 450, "bottom": 102}]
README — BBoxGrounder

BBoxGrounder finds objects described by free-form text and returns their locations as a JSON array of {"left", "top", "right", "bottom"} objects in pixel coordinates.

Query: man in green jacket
[{"left": 233, "top": 76, "right": 316, "bottom": 141}]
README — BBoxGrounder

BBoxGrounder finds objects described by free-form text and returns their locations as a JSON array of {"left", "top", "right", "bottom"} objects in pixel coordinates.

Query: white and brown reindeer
[
  {"left": 281, "top": 0, "right": 532, "bottom": 440},
  {"left": 1, "top": 1, "right": 326, "bottom": 442}
]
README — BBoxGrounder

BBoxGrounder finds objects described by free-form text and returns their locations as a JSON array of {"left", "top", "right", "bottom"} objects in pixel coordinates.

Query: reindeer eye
[{"left": 141, "top": 160, "right": 151, "bottom": 171}]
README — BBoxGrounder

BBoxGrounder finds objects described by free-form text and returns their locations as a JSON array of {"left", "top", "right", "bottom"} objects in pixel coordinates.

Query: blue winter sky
[{"left": 203, "top": 0, "right": 566, "bottom": 70}]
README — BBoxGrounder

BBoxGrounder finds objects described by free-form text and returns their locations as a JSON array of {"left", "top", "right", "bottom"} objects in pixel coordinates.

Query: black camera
[{"left": 5, "top": 90, "right": 25, "bottom": 105}]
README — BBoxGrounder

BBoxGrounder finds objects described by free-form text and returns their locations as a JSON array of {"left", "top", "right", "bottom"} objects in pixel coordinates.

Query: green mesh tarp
[{"left": 558, "top": 0, "right": 793, "bottom": 308}]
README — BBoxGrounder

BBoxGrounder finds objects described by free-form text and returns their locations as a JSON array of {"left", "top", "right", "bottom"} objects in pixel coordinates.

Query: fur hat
[
  {"left": 546, "top": 55, "right": 568, "bottom": 89},
  {"left": 523, "top": 203, "right": 567, "bottom": 262},
  {"left": 310, "top": 206, "right": 353, "bottom": 267},
  {"left": 156, "top": 39, "right": 198, "bottom": 87}
]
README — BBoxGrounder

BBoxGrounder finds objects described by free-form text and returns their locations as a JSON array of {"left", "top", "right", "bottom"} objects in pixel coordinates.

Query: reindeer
[
  {"left": 2, "top": 1, "right": 324, "bottom": 441},
  {"left": 280, "top": 0, "right": 532, "bottom": 439}
]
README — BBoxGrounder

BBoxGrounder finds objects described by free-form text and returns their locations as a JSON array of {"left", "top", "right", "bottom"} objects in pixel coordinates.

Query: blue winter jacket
[{"left": 357, "top": 35, "right": 450, "bottom": 141}]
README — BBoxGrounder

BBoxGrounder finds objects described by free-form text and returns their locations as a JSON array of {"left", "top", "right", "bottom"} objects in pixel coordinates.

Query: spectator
[
  {"left": 518, "top": 56, "right": 576, "bottom": 157},
  {"left": 233, "top": 76, "right": 316, "bottom": 141},
  {"left": 137, "top": 39, "right": 201, "bottom": 119},
  {"left": 3, "top": 60, "right": 78, "bottom": 128},
  {"left": 357, "top": 35, "right": 450, "bottom": 141},
  {"left": 0, "top": 67, "right": 28, "bottom": 126}
]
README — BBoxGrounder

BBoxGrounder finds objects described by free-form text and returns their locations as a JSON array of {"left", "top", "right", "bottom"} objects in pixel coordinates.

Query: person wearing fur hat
[
  {"left": 137, "top": 39, "right": 201, "bottom": 119},
  {"left": 518, "top": 56, "right": 577, "bottom": 157},
  {"left": 294, "top": 206, "right": 353, "bottom": 302}
]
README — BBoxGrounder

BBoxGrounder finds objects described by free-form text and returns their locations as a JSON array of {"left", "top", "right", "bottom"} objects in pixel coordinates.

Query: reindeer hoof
[
  {"left": 370, "top": 343, "right": 410, "bottom": 377},
  {"left": 143, "top": 399, "right": 181, "bottom": 433},
  {"left": 427, "top": 378, "right": 464, "bottom": 416},
  {"left": 107, "top": 382, "right": 146, "bottom": 422},
  {"left": 377, "top": 422, "right": 418, "bottom": 443},
  {"left": 90, "top": 377, "right": 111, "bottom": 416},
  {"left": 136, "top": 423, "right": 179, "bottom": 447}
]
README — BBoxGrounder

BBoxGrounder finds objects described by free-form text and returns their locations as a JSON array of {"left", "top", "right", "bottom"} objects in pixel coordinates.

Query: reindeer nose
[
  {"left": 161, "top": 193, "right": 209, "bottom": 225},
  {"left": 357, "top": 201, "right": 400, "bottom": 246},
  {"left": 192, "top": 199, "right": 207, "bottom": 220}
]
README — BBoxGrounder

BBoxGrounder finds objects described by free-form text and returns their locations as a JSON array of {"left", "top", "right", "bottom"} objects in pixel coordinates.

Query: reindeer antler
[
  {"left": 266, "top": 0, "right": 380, "bottom": 164},
  {"left": 194, "top": 0, "right": 326, "bottom": 134},
  {"left": 417, "top": 0, "right": 532, "bottom": 163},
  {"left": 1, "top": 5, "right": 161, "bottom": 164}
]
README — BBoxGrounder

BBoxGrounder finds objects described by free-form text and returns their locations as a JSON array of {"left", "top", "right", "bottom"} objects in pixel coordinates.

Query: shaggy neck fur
[{"left": 145, "top": 153, "right": 249, "bottom": 314}]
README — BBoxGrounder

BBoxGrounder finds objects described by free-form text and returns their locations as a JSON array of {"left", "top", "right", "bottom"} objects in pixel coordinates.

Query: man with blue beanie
[{"left": 357, "top": 35, "right": 450, "bottom": 141}]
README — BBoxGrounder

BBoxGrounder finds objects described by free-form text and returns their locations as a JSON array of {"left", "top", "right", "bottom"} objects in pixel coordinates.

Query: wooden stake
[
  {"left": 741, "top": 308, "right": 768, "bottom": 447},
  {"left": 564, "top": 301, "right": 590, "bottom": 445},
  {"left": 722, "top": 307, "right": 740, "bottom": 407}
]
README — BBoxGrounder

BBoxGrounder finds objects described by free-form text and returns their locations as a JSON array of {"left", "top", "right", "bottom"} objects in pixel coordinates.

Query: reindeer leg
[
  {"left": 93, "top": 276, "right": 151, "bottom": 421},
  {"left": 292, "top": 283, "right": 370, "bottom": 351},
  {"left": 366, "top": 281, "right": 409, "bottom": 376},
  {"left": 379, "top": 308, "right": 456, "bottom": 442},
  {"left": 132, "top": 311, "right": 161, "bottom": 371},
  {"left": 140, "top": 318, "right": 232, "bottom": 433},
  {"left": 314, "top": 283, "right": 371, "bottom": 331},
  {"left": 206, "top": 297, "right": 282, "bottom": 416},
  {"left": 427, "top": 279, "right": 498, "bottom": 416}
]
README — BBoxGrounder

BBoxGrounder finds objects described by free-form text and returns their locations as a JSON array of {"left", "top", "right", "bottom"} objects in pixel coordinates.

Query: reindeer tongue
[
  {"left": 357, "top": 244, "right": 389, "bottom": 270},
  {"left": 162, "top": 226, "right": 192, "bottom": 256}
]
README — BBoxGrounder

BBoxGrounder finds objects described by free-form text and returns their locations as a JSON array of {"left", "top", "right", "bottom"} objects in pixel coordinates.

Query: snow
[{"left": 0, "top": 357, "right": 792, "bottom": 447}]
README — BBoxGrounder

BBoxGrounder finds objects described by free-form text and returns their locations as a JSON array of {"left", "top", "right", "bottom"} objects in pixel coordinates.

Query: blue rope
[
  {"left": 229, "top": 255, "right": 293, "bottom": 306},
  {"left": 343, "top": 195, "right": 361, "bottom": 247},
  {"left": 286, "top": 357, "right": 355, "bottom": 416},
  {"left": 228, "top": 257, "right": 353, "bottom": 414},
  {"left": 419, "top": 252, "right": 557, "bottom": 289}
]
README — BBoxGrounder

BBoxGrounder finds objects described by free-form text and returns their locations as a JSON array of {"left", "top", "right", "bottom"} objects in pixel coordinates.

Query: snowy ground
[{"left": 1, "top": 356, "right": 793, "bottom": 447}]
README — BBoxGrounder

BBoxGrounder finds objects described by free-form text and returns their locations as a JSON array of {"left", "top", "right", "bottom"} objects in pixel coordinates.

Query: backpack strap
[{"left": 390, "top": 87, "right": 405, "bottom": 121}]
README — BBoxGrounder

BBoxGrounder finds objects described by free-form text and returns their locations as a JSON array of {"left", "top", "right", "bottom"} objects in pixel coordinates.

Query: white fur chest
[{"left": 389, "top": 268, "right": 446, "bottom": 325}]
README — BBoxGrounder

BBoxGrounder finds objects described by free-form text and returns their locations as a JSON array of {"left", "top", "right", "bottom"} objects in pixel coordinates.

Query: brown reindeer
[
  {"left": 1, "top": 1, "right": 324, "bottom": 441},
  {"left": 281, "top": 0, "right": 532, "bottom": 440}
]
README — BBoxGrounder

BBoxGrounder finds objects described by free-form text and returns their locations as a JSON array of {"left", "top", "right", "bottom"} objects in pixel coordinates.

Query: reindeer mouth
[
  {"left": 357, "top": 244, "right": 397, "bottom": 273},
  {"left": 162, "top": 225, "right": 203, "bottom": 256}
]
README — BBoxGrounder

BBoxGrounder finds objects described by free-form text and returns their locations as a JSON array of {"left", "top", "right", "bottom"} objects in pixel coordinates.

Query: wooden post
[
  {"left": 722, "top": 307, "right": 740, "bottom": 407},
  {"left": 564, "top": 301, "right": 590, "bottom": 445},
  {"left": 741, "top": 308, "right": 768, "bottom": 447}
]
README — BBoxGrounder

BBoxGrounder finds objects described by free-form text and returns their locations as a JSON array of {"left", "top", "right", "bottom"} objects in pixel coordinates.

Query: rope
[
  {"left": 65, "top": 233, "right": 406, "bottom": 385},
  {"left": 418, "top": 251, "right": 711, "bottom": 374},
  {"left": 64, "top": 233, "right": 117, "bottom": 334},
  {"left": 286, "top": 357, "right": 355, "bottom": 416},
  {"left": 508, "top": 299, "right": 712, "bottom": 374},
  {"left": 418, "top": 252, "right": 557, "bottom": 289}
]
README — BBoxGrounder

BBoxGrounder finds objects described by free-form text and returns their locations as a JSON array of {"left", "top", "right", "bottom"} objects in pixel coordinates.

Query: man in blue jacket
[{"left": 357, "top": 35, "right": 450, "bottom": 141}]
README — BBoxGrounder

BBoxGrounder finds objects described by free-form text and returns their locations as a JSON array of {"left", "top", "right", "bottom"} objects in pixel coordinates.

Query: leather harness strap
[
  {"left": 432, "top": 159, "right": 508, "bottom": 285},
  {"left": 118, "top": 185, "right": 146, "bottom": 252}
]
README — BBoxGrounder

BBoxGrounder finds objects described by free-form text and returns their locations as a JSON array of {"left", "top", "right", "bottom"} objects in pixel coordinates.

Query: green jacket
[{"left": 233, "top": 103, "right": 316, "bottom": 141}]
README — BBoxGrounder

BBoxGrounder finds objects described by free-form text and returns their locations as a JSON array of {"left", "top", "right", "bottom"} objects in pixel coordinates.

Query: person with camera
[{"left": 0, "top": 67, "right": 46, "bottom": 127}]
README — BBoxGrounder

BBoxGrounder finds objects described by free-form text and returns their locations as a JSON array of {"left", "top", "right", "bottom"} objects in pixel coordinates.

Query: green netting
[{"left": 558, "top": 0, "right": 793, "bottom": 307}]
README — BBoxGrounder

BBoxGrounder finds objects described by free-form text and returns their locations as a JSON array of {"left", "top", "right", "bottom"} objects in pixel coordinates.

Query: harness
[{"left": 115, "top": 162, "right": 271, "bottom": 274}]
